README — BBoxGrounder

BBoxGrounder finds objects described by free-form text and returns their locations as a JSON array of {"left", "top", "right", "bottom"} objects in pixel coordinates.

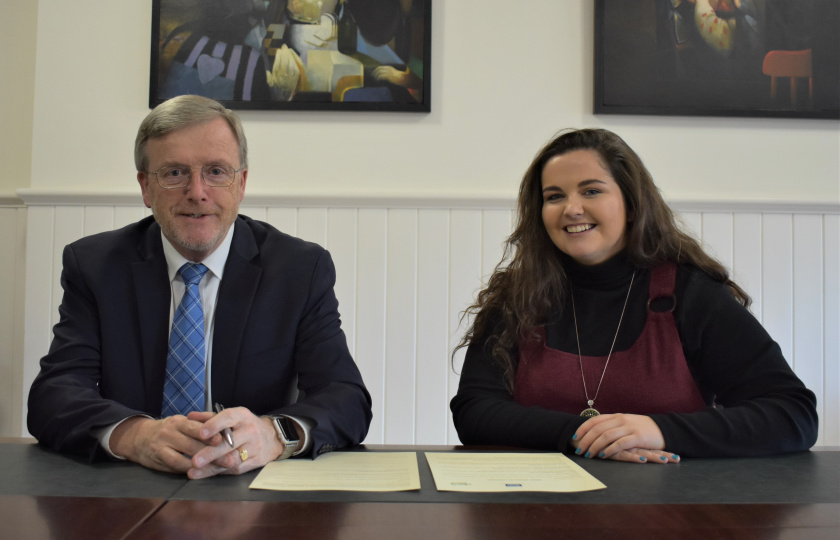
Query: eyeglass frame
[{"left": 146, "top": 164, "right": 245, "bottom": 189}]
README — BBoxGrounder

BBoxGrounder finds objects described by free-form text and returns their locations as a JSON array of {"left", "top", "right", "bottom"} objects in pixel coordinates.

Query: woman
[{"left": 450, "top": 128, "right": 817, "bottom": 464}]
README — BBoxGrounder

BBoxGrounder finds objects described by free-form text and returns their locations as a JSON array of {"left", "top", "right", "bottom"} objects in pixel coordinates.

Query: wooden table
[
  {"left": 2, "top": 440, "right": 837, "bottom": 539},
  {"left": 0, "top": 495, "right": 164, "bottom": 540},
  {"left": 127, "top": 501, "right": 839, "bottom": 540}
]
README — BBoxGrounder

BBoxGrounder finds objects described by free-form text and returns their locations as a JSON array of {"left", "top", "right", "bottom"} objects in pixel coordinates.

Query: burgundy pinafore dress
[{"left": 513, "top": 264, "right": 707, "bottom": 415}]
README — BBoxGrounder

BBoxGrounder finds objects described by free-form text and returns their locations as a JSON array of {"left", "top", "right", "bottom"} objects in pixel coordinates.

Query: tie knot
[{"left": 179, "top": 263, "right": 209, "bottom": 285}]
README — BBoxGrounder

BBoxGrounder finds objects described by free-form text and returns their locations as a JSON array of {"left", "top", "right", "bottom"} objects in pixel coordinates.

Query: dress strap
[{"left": 648, "top": 263, "right": 677, "bottom": 313}]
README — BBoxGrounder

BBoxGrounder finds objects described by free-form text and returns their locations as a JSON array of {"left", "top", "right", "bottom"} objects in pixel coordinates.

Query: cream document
[
  {"left": 425, "top": 452, "right": 606, "bottom": 492},
  {"left": 250, "top": 452, "right": 421, "bottom": 492}
]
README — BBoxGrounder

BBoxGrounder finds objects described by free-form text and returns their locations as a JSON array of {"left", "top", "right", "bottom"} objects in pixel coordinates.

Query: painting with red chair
[{"left": 594, "top": 0, "right": 839, "bottom": 118}]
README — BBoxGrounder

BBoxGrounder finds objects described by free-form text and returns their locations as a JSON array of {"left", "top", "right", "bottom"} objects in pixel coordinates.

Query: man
[{"left": 27, "top": 95, "right": 372, "bottom": 479}]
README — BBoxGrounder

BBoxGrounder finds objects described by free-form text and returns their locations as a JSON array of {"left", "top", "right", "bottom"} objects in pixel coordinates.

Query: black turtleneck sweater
[{"left": 450, "top": 253, "right": 818, "bottom": 457}]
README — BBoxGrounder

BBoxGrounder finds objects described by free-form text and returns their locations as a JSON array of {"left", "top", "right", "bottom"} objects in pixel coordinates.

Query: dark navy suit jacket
[{"left": 27, "top": 215, "right": 372, "bottom": 461}]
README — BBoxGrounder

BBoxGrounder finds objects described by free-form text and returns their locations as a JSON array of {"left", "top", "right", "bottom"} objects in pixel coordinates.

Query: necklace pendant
[{"left": 581, "top": 401, "right": 599, "bottom": 417}]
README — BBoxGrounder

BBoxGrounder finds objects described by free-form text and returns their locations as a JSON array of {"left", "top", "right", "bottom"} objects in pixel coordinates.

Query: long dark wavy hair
[{"left": 453, "top": 128, "right": 751, "bottom": 390}]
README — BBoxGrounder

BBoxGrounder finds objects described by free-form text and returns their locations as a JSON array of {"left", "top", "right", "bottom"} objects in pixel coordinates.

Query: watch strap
[{"left": 270, "top": 415, "right": 300, "bottom": 460}]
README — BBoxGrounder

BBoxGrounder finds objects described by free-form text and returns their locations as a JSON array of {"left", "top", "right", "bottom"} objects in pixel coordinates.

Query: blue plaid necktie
[{"left": 162, "top": 262, "right": 209, "bottom": 417}]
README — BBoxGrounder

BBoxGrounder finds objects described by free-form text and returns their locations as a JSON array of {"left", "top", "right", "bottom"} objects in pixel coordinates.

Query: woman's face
[{"left": 540, "top": 149, "right": 628, "bottom": 266}]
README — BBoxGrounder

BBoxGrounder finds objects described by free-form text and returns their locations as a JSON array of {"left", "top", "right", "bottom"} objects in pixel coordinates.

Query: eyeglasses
[{"left": 149, "top": 165, "right": 243, "bottom": 189}]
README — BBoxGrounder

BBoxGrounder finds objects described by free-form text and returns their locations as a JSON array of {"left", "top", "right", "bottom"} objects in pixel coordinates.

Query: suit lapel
[
  {"left": 132, "top": 221, "right": 171, "bottom": 415},
  {"left": 212, "top": 219, "right": 261, "bottom": 406}
]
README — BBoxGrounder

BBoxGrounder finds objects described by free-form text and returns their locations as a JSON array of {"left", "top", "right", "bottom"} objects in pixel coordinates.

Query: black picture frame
[
  {"left": 150, "top": 0, "right": 431, "bottom": 112},
  {"left": 594, "top": 0, "right": 840, "bottom": 119}
]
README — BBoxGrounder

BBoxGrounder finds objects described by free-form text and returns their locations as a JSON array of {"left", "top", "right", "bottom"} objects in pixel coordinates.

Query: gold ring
[{"left": 239, "top": 448, "right": 248, "bottom": 462}]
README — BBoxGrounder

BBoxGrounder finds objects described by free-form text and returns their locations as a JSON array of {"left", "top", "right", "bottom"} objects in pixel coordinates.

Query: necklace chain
[{"left": 571, "top": 270, "right": 636, "bottom": 417}]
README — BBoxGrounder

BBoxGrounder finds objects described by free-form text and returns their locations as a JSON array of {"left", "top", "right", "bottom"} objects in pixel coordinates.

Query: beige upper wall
[
  {"left": 1, "top": 2, "right": 38, "bottom": 199},
  {"left": 25, "top": 0, "right": 840, "bottom": 203}
]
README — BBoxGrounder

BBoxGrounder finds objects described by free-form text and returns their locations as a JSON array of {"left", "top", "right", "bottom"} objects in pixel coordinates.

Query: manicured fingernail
[
  {"left": 598, "top": 452, "right": 605, "bottom": 458},
  {"left": 639, "top": 457, "right": 646, "bottom": 462},
  {"left": 575, "top": 447, "right": 582, "bottom": 455},
  {"left": 660, "top": 456, "right": 667, "bottom": 460},
  {"left": 571, "top": 433, "right": 577, "bottom": 440},
  {"left": 672, "top": 454, "right": 680, "bottom": 460},
  {"left": 584, "top": 451, "right": 591, "bottom": 458}
]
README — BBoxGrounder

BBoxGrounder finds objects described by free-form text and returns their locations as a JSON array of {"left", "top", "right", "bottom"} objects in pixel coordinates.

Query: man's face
[{"left": 137, "top": 117, "right": 247, "bottom": 261}]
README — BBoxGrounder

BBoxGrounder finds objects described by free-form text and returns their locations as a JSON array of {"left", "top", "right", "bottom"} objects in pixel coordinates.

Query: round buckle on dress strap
[{"left": 647, "top": 294, "right": 677, "bottom": 313}]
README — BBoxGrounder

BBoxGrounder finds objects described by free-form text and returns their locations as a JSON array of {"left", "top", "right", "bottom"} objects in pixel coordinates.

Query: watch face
[{"left": 276, "top": 416, "right": 300, "bottom": 442}]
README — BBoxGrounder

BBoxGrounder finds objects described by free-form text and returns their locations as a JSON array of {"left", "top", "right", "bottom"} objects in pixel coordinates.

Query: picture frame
[
  {"left": 150, "top": 0, "right": 431, "bottom": 112},
  {"left": 593, "top": 0, "right": 840, "bottom": 119}
]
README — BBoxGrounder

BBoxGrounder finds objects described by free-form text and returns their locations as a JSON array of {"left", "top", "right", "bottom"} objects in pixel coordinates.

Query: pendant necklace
[{"left": 571, "top": 270, "right": 636, "bottom": 418}]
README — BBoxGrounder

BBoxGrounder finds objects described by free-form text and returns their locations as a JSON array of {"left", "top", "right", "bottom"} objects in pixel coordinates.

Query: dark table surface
[
  {"left": 0, "top": 439, "right": 187, "bottom": 499},
  {"left": 3, "top": 441, "right": 835, "bottom": 504},
  {"left": 2, "top": 440, "right": 838, "bottom": 539},
  {"left": 174, "top": 444, "right": 840, "bottom": 504}
]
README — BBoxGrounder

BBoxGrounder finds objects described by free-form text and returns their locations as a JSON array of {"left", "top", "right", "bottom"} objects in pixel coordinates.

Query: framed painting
[
  {"left": 150, "top": 0, "right": 431, "bottom": 112},
  {"left": 594, "top": 0, "right": 840, "bottom": 119}
]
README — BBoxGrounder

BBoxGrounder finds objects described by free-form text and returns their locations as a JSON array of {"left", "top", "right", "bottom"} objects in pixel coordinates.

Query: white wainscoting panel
[
  {"left": 824, "top": 214, "right": 840, "bottom": 445},
  {"left": 793, "top": 215, "right": 826, "bottom": 432},
  {"left": 0, "top": 206, "right": 27, "bottom": 437},
  {"left": 763, "top": 215, "right": 795, "bottom": 366},
  {"left": 384, "top": 209, "right": 418, "bottom": 444},
  {"left": 416, "top": 209, "right": 450, "bottom": 444},
  {"left": 732, "top": 214, "right": 763, "bottom": 320},
  {"left": 447, "top": 210, "right": 484, "bottom": 445},
  {"left": 354, "top": 209, "right": 387, "bottom": 442},
  {"left": 10, "top": 199, "right": 840, "bottom": 448}
]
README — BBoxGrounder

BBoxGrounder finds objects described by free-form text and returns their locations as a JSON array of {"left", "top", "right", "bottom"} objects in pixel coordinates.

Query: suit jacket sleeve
[
  {"left": 209, "top": 217, "right": 372, "bottom": 458},
  {"left": 27, "top": 239, "right": 158, "bottom": 462},
  {"left": 270, "top": 248, "right": 373, "bottom": 457}
]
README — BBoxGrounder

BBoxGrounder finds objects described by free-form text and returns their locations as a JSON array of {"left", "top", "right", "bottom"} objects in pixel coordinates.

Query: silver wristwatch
[{"left": 269, "top": 415, "right": 301, "bottom": 460}]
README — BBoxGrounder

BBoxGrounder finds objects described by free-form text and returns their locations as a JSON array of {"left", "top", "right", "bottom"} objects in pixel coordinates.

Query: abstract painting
[{"left": 150, "top": 0, "right": 431, "bottom": 112}]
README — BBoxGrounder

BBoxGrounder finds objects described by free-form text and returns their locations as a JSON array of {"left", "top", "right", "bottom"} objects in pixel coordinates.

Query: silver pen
[{"left": 213, "top": 402, "right": 235, "bottom": 448}]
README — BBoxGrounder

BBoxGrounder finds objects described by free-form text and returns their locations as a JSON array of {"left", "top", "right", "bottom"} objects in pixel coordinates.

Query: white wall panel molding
[
  {"left": 8, "top": 201, "right": 840, "bottom": 447},
  {"left": 17, "top": 189, "right": 839, "bottom": 214},
  {"left": 669, "top": 200, "right": 840, "bottom": 215},
  {"left": 17, "top": 189, "right": 520, "bottom": 210},
  {"left": 0, "top": 195, "right": 25, "bottom": 206}
]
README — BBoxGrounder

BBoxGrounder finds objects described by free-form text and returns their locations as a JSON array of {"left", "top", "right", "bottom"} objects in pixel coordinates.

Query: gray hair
[{"left": 134, "top": 95, "right": 248, "bottom": 172}]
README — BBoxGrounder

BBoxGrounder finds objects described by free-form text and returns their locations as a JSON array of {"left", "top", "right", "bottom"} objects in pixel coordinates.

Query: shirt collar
[{"left": 161, "top": 223, "right": 236, "bottom": 283}]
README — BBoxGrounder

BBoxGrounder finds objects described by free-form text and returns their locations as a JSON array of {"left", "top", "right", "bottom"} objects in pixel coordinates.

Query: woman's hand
[{"left": 570, "top": 413, "right": 680, "bottom": 464}]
